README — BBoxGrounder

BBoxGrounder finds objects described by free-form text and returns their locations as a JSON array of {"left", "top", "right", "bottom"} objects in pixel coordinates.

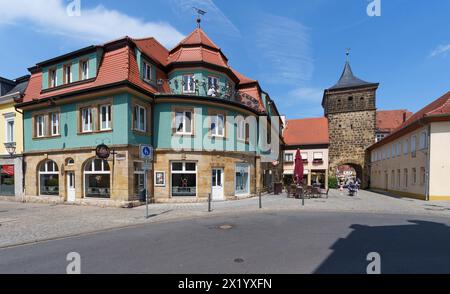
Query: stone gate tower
[{"left": 322, "top": 56, "right": 379, "bottom": 188}]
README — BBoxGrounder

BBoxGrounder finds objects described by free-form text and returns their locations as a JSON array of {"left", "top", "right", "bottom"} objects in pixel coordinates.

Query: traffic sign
[{"left": 140, "top": 145, "right": 153, "bottom": 160}]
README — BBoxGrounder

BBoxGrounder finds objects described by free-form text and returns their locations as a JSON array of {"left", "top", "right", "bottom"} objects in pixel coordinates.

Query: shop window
[
  {"left": 0, "top": 165, "right": 15, "bottom": 196},
  {"left": 235, "top": 163, "right": 249, "bottom": 195},
  {"left": 171, "top": 161, "right": 196, "bottom": 197},
  {"left": 39, "top": 160, "right": 59, "bottom": 196},
  {"left": 84, "top": 159, "right": 110, "bottom": 198}
]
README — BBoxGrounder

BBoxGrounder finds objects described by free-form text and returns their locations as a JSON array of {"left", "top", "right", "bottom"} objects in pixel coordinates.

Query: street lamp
[{"left": 4, "top": 142, "right": 16, "bottom": 157}]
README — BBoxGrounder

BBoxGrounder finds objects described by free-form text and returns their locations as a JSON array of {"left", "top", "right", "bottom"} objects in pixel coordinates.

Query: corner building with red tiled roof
[{"left": 17, "top": 28, "right": 283, "bottom": 206}]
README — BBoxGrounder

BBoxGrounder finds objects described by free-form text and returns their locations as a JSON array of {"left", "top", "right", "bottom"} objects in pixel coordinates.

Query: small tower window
[{"left": 348, "top": 96, "right": 353, "bottom": 101}]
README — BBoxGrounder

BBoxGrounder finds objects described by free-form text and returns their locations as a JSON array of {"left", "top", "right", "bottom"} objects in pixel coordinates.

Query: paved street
[
  {"left": 1, "top": 210, "right": 450, "bottom": 274},
  {"left": 1, "top": 189, "right": 450, "bottom": 248}
]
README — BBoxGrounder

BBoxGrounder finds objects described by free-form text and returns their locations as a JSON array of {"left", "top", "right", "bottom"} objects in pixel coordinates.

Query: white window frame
[
  {"left": 403, "top": 139, "right": 409, "bottom": 155},
  {"left": 134, "top": 105, "right": 147, "bottom": 132},
  {"left": 285, "top": 153, "right": 293, "bottom": 162},
  {"left": 38, "top": 160, "right": 59, "bottom": 196},
  {"left": 5, "top": 116, "right": 14, "bottom": 143},
  {"left": 182, "top": 75, "right": 196, "bottom": 94},
  {"left": 80, "top": 60, "right": 89, "bottom": 80},
  {"left": 81, "top": 107, "right": 93, "bottom": 133},
  {"left": 210, "top": 114, "right": 224, "bottom": 137},
  {"left": 237, "top": 117, "right": 245, "bottom": 141},
  {"left": 313, "top": 152, "right": 323, "bottom": 160},
  {"left": 50, "top": 112, "right": 59, "bottom": 136},
  {"left": 208, "top": 76, "right": 219, "bottom": 90},
  {"left": 143, "top": 61, "right": 152, "bottom": 82},
  {"left": 83, "top": 159, "right": 111, "bottom": 198},
  {"left": 49, "top": 68, "right": 57, "bottom": 87},
  {"left": 170, "top": 161, "right": 197, "bottom": 197},
  {"left": 36, "top": 115, "right": 45, "bottom": 138},
  {"left": 64, "top": 64, "right": 72, "bottom": 84},
  {"left": 175, "top": 110, "right": 193, "bottom": 135},
  {"left": 100, "top": 104, "right": 112, "bottom": 131}
]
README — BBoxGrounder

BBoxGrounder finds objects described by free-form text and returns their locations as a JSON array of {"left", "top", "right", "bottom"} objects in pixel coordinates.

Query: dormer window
[
  {"left": 143, "top": 61, "right": 152, "bottom": 82},
  {"left": 182, "top": 75, "right": 196, "bottom": 94},
  {"left": 49, "top": 68, "right": 57, "bottom": 88},
  {"left": 80, "top": 60, "right": 89, "bottom": 80},
  {"left": 63, "top": 64, "right": 72, "bottom": 84}
]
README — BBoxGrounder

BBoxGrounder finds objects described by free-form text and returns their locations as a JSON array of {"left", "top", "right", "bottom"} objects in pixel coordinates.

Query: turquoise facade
[
  {"left": 41, "top": 52, "right": 98, "bottom": 90},
  {"left": 168, "top": 69, "right": 235, "bottom": 97},
  {"left": 153, "top": 102, "right": 258, "bottom": 153},
  {"left": 24, "top": 93, "right": 152, "bottom": 152}
]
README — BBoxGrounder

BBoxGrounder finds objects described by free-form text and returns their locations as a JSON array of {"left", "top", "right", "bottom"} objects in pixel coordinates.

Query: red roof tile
[
  {"left": 167, "top": 47, "right": 228, "bottom": 68},
  {"left": 133, "top": 37, "right": 169, "bottom": 66},
  {"left": 231, "top": 68, "right": 257, "bottom": 85},
  {"left": 401, "top": 91, "right": 450, "bottom": 127},
  {"left": 171, "top": 28, "right": 220, "bottom": 51},
  {"left": 284, "top": 117, "right": 329, "bottom": 146},
  {"left": 368, "top": 91, "right": 450, "bottom": 150},
  {"left": 22, "top": 45, "right": 156, "bottom": 103},
  {"left": 376, "top": 109, "right": 412, "bottom": 133}
]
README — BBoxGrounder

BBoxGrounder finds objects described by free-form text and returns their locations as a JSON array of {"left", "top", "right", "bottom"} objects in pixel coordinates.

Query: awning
[{"left": 1, "top": 165, "right": 14, "bottom": 176}]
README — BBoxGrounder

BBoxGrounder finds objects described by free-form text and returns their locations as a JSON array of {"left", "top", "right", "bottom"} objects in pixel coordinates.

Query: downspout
[
  {"left": 14, "top": 99, "right": 25, "bottom": 202},
  {"left": 425, "top": 123, "right": 431, "bottom": 201}
]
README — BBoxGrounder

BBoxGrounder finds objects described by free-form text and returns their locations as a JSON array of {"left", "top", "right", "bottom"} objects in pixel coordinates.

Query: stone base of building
[{"left": 20, "top": 147, "right": 275, "bottom": 207}]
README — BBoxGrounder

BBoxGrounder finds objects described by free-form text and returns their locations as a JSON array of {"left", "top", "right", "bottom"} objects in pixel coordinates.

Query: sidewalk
[{"left": 1, "top": 189, "right": 449, "bottom": 248}]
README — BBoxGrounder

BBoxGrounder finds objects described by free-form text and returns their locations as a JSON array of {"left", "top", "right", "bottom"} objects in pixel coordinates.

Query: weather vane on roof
[
  {"left": 346, "top": 48, "right": 351, "bottom": 61},
  {"left": 193, "top": 7, "right": 206, "bottom": 28}
]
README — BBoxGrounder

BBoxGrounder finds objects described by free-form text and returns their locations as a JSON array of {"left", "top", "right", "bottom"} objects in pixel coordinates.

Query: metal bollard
[
  {"left": 259, "top": 191, "right": 262, "bottom": 209},
  {"left": 208, "top": 193, "right": 212, "bottom": 212}
]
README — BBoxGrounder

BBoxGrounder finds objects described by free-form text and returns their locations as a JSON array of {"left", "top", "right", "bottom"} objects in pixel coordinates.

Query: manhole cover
[
  {"left": 218, "top": 224, "right": 233, "bottom": 230},
  {"left": 234, "top": 258, "right": 245, "bottom": 263}
]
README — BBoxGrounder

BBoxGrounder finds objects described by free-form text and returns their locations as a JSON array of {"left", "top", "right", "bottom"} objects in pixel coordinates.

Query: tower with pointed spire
[{"left": 323, "top": 53, "right": 379, "bottom": 188}]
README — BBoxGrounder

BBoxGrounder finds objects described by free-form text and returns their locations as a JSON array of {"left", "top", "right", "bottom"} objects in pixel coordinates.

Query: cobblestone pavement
[{"left": 1, "top": 189, "right": 449, "bottom": 248}]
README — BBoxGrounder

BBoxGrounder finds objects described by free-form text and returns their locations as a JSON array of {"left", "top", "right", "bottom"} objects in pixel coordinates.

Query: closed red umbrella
[{"left": 294, "top": 149, "right": 304, "bottom": 185}]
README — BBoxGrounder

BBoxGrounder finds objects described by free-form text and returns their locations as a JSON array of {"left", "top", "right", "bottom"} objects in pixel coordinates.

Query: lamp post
[{"left": 4, "top": 142, "right": 16, "bottom": 157}]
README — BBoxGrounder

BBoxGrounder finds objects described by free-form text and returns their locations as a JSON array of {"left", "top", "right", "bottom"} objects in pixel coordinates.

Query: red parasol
[{"left": 294, "top": 149, "right": 304, "bottom": 185}]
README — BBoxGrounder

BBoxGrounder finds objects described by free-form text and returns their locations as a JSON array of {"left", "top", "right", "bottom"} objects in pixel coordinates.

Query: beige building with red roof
[
  {"left": 283, "top": 117, "right": 329, "bottom": 188},
  {"left": 368, "top": 91, "right": 450, "bottom": 200}
]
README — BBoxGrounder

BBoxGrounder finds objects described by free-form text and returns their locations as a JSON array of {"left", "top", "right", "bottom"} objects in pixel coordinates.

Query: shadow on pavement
[{"left": 314, "top": 220, "right": 450, "bottom": 274}]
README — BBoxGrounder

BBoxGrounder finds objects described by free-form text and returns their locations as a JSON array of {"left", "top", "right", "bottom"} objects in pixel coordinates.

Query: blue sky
[{"left": 1, "top": 0, "right": 449, "bottom": 119}]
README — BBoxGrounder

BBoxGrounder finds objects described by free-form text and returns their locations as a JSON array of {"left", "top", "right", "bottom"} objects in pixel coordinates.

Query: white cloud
[
  {"left": 0, "top": 0, "right": 184, "bottom": 48},
  {"left": 169, "top": 0, "right": 240, "bottom": 37},
  {"left": 429, "top": 44, "right": 450, "bottom": 58},
  {"left": 254, "top": 14, "right": 314, "bottom": 85}
]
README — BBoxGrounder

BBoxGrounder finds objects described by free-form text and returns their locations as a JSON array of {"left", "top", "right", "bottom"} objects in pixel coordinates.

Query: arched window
[
  {"left": 84, "top": 159, "right": 110, "bottom": 198},
  {"left": 39, "top": 160, "right": 59, "bottom": 196}
]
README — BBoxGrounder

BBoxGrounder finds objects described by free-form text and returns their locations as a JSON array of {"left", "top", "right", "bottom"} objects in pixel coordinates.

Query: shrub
[{"left": 328, "top": 176, "right": 338, "bottom": 189}]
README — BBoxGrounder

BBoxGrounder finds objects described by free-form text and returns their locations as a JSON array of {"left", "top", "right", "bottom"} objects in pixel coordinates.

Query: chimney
[{"left": 402, "top": 111, "right": 407, "bottom": 123}]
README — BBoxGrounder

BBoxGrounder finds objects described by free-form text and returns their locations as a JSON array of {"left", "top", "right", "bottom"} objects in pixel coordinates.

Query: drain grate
[
  {"left": 234, "top": 258, "right": 245, "bottom": 263},
  {"left": 218, "top": 224, "right": 233, "bottom": 230}
]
